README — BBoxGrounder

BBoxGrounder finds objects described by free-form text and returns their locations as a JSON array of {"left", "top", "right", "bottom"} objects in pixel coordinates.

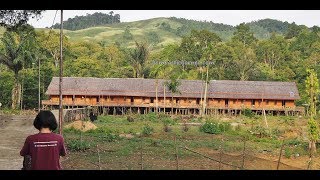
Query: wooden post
[
  {"left": 219, "top": 139, "right": 224, "bottom": 170},
  {"left": 140, "top": 137, "right": 143, "bottom": 170},
  {"left": 241, "top": 138, "right": 246, "bottom": 169},
  {"left": 164, "top": 84, "right": 166, "bottom": 114},
  {"left": 277, "top": 140, "right": 285, "bottom": 170},
  {"left": 174, "top": 135, "right": 179, "bottom": 170},
  {"left": 58, "top": 10, "right": 64, "bottom": 135},
  {"left": 156, "top": 79, "right": 158, "bottom": 114},
  {"left": 97, "top": 145, "right": 101, "bottom": 170}
]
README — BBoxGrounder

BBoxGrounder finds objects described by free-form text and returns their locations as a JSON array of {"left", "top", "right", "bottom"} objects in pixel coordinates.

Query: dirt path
[{"left": 0, "top": 115, "right": 37, "bottom": 170}]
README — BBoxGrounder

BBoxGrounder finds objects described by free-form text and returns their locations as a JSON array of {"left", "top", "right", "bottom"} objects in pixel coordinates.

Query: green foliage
[
  {"left": 66, "top": 139, "right": 95, "bottom": 152},
  {"left": 308, "top": 117, "right": 320, "bottom": 141},
  {"left": 142, "top": 124, "right": 154, "bottom": 136},
  {"left": 0, "top": 70, "right": 14, "bottom": 108},
  {"left": 243, "top": 108, "right": 254, "bottom": 118},
  {"left": 128, "top": 41, "right": 149, "bottom": 78},
  {"left": 284, "top": 147, "right": 292, "bottom": 158},
  {"left": 99, "top": 133, "right": 119, "bottom": 142},
  {"left": 305, "top": 69, "right": 319, "bottom": 117},
  {"left": 51, "top": 12, "right": 120, "bottom": 30},
  {"left": 64, "top": 127, "right": 82, "bottom": 134},
  {"left": 146, "top": 31, "right": 161, "bottom": 45},
  {"left": 249, "top": 126, "right": 270, "bottom": 138},
  {"left": 200, "top": 121, "right": 221, "bottom": 134},
  {"left": 232, "top": 23, "right": 257, "bottom": 46},
  {"left": 139, "top": 112, "right": 158, "bottom": 122},
  {"left": 218, "top": 122, "right": 232, "bottom": 132},
  {"left": 123, "top": 26, "right": 133, "bottom": 40},
  {"left": 1, "top": 17, "right": 320, "bottom": 112}
]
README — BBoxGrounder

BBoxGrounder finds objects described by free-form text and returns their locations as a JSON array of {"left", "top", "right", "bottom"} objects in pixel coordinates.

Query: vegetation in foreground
[{"left": 62, "top": 113, "right": 315, "bottom": 170}]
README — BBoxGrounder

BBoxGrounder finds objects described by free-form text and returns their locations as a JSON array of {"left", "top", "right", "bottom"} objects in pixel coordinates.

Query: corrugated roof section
[{"left": 46, "top": 77, "right": 300, "bottom": 100}]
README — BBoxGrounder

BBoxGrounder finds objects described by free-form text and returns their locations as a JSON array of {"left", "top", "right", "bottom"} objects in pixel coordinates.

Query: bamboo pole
[
  {"left": 202, "top": 64, "right": 209, "bottom": 117},
  {"left": 58, "top": 10, "right": 64, "bottom": 135},
  {"left": 277, "top": 140, "right": 285, "bottom": 170},
  {"left": 97, "top": 145, "right": 102, "bottom": 170},
  {"left": 219, "top": 139, "right": 224, "bottom": 170},
  {"left": 140, "top": 137, "right": 143, "bottom": 170},
  {"left": 241, "top": 138, "right": 246, "bottom": 169},
  {"left": 174, "top": 135, "right": 179, "bottom": 170}
]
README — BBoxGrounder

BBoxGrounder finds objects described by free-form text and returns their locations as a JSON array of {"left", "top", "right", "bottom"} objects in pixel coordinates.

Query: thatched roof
[{"left": 46, "top": 77, "right": 300, "bottom": 100}]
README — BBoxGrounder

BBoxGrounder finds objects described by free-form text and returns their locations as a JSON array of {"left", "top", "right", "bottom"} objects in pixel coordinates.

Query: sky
[{"left": 28, "top": 10, "right": 320, "bottom": 28}]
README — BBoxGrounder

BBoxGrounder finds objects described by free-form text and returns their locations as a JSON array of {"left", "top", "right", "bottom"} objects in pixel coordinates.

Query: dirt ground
[
  {"left": 62, "top": 147, "right": 305, "bottom": 170},
  {"left": 0, "top": 115, "right": 37, "bottom": 170}
]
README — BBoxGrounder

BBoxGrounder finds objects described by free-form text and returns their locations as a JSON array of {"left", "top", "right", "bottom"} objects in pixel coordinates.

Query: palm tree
[
  {"left": 129, "top": 41, "right": 149, "bottom": 78},
  {"left": 164, "top": 78, "right": 181, "bottom": 115},
  {"left": 0, "top": 25, "right": 37, "bottom": 109}
]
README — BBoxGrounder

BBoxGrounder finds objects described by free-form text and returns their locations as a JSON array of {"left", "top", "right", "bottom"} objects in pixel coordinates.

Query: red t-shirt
[{"left": 20, "top": 133, "right": 67, "bottom": 170}]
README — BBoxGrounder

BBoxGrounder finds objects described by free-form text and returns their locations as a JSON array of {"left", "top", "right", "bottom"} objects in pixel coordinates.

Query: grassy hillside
[
  {"left": 32, "top": 17, "right": 315, "bottom": 50},
  {"left": 63, "top": 17, "right": 183, "bottom": 49}
]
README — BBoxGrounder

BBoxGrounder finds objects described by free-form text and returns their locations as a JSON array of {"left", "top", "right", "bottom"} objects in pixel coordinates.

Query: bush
[
  {"left": 182, "top": 123, "right": 189, "bottom": 132},
  {"left": 100, "top": 133, "right": 119, "bottom": 142},
  {"left": 200, "top": 122, "right": 221, "bottom": 134},
  {"left": 218, "top": 122, "right": 232, "bottom": 132},
  {"left": 163, "top": 124, "right": 172, "bottom": 132},
  {"left": 127, "top": 116, "right": 135, "bottom": 122},
  {"left": 249, "top": 126, "right": 270, "bottom": 138},
  {"left": 243, "top": 108, "right": 254, "bottom": 118},
  {"left": 163, "top": 117, "right": 175, "bottom": 125},
  {"left": 67, "top": 139, "right": 94, "bottom": 152},
  {"left": 87, "top": 127, "right": 113, "bottom": 134},
  {"left": 271, "top": 128, "right": 282, "bottom": 138},
  {"left": 285, "top": 138, "right": 302, "bottom": 146},
  {"left": 142, "top": 124, "right": 154, "bottom": 136},
  {"left": 284, "top": 147, "right": 292, "bottom": 158},
  {"left": 146, "top": 112, "right": 158, "bottom": 122},
  {"left": 282, "top": 116, "right": 295, "bottom": 125}
]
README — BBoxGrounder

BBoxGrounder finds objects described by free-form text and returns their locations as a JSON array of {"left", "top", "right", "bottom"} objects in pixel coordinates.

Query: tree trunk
[
  {"left": 11, "top": 73, "right": 21, "bottom": 109},
  {"left": 308, "top": 140, "right": 316, "bottom": 169},
  {"left": 163, "top": 85, "right": 166, "bottom": 114},
  {"left": 309, "top": 140, "right": 316, "bottom": 154},
  {"left": 155, "top": 79, "right": 158, "bottom": 114},
  {"left": 171, "top": 95, "right": 174, "bottom": 115}
]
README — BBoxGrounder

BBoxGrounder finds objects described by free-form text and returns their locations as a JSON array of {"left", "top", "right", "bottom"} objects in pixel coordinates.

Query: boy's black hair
[{"left": 33, "top": 110, "right": 58, "bottom": 131}]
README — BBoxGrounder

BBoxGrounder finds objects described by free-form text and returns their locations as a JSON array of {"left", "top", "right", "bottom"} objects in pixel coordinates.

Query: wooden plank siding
[{"left": 43, "top": 95, "right": 297, "bottom": 110}]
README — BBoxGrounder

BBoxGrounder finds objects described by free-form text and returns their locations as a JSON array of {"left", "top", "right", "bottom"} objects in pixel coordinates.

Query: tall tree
[
  {"left": 229, "top": 41, "right": 257, "bottom": 81},
  {"left": 305, "top": 69, "right": 320, "bottom": 166},
  {"left": 164, "top": 76, "right": 181, "bottom": 114},
  {"left": 0, "top": 10, "right": 43, "bottom": 29},
  {"left": 37, "top": 30, "right": 70, "bottom": 68},
  {"left": 0, "top": 25, "right": 37, "bottom": 109},
  {"left": 129, "top": 41, "right": 149, "bottom": 78},
  {"left": 180, "top": 29, "right": 221, "bottom": 62},
  {"left": 232, "top": 23, "right": 257, "bottom": 46},
  {"left": 305, "top": 69, "right": 319, "bottom": 117}
]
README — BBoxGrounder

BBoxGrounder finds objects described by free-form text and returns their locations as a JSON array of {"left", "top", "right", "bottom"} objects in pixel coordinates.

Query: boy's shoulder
[{"left": 27, "top": 133, "right": 64, "bottom": 140}]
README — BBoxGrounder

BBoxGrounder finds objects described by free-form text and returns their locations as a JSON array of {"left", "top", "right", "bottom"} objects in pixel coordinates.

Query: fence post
[
  {"left": 277, "top": 140, "right": 285, "bottom": 170},
  {"left": 140, "top": 137, "right": 143, "bottom": 170},
  {"left": 241, "top": 138, "right": 246, "bottom": 169},
  {"left": 307, "top": 141, "right": 314, "bottom": 170},
  {"left": 174, "top": 135, "right": 179, "bottom": 170},
  {"left": 97, "top": 144, "right": 101, "bottom": 170},
  {"left": 219, "top": 139, "right": 224, "bottom": 170}
]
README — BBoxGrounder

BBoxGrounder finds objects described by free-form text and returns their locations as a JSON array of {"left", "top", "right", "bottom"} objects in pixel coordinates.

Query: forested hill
[
  {"left": 51, "top": 12, "right": 120, "bottom": 30},
  {"left": 58, "top": 17, "right": 317, "bottom": 49}
]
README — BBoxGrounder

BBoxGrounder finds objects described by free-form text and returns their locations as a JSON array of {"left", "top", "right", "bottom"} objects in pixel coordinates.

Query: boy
[{"left": 20, "top": 110, "right": 67, "bottom": 170}]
